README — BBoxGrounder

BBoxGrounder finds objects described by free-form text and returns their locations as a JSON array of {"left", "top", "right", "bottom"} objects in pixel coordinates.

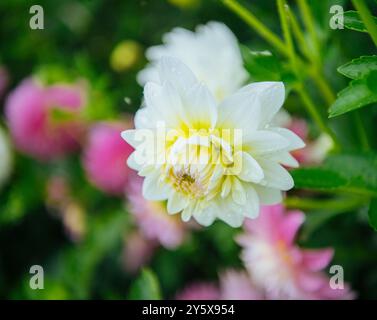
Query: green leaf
[
  {"left": 54, "top": 209, "right": 128, "bottom": 299},
  {"left": 343, "top": 10, "right": 377, "bottom": 33},
  {"left": 338, "top": 55, "right": 377, "bottom": 79},
  {"left": 300, "top": 210, "right": 345, "bottom": 241},
  {"left": 324, "top": 153, "right": 377, "bottom": 196},
  {"left": 291, "top": 168, "right": 348, "bottom": 190},
  {"left": 241, "top": 46, "right": 282, "bottom": 81},
  {"left": 0, "top": 158, "right": 45, "bottom": 225},
  {"left": 329, "top": 72, "right": 377, "bottom": 117},
  {"left": 368, "top": 198, "right": 377, "bottom": 231},
  {"left": 366, "top": 69, "right": 377, "bottom": 93},
  {"left": 293, "top": 153, "right": 377, "bottom": 197},
  {"left": 128, "top": 269, "right": 162, "bottom": 300}
]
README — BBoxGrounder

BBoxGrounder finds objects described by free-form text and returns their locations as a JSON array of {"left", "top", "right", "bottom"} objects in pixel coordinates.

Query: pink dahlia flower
[
  {"left": 219, "top": 269, "right": 263, "bottom": 300},
  {"left": 176, "top": 282, "right": 220, "bottom": 300},
  {"left": 175, "top": 270, "right": 263, "bottom": 301},
  {"left": 5, "top": 78, "right": 86, "bottom": 160},
  {"left": 125, "top": 173, "right": 187, "bottom": 249},
  {"left": 237, "top": 204, "right": 354, "bottom": 299},
  {"left": 83, "top": 121, "right": 134, "bottom": 195}
]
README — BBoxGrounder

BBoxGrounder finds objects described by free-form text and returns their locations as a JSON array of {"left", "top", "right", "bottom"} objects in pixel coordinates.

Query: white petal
[
  {"left": 140, "top": 23, "right": 247, "bottom": 101},
  {"left": 208, "top": 163, "right": 225, "bottom": 190},
  {"left": 181, "top": 82, "right": 217, "bottom": 129},
  {"left": 134, "top": 106, "right": 158, "bottom": 129},
  {"left": 142, "top": 172, "right": 170, "bottom": 200},
  {"left": 137, "top": 66, "right": 159, "bottom": 86},
  {"left": 126, "top": 151, "right": 142, "bottom": 171},
  {"left": 144, "top": 82, "right": 182, "bottom": 128},
  {"left": 253, "top": 81, "right": 285, "bottom": 127},
  {"left": 197, "top": 22, "right": 239, "bottom": 50},
  {"left": 181, "top": 204, "right": 194, "bottom": 222},
  {"left": 167, "top": 192, "right": 189, "bottom": 214},
  {"left": 217, "top": 81, "right": 285, "bottom": 131},
  {"left": 218, "top": 209, "right": 244, "bottom": 228},
  {"left": 121, "top": 129, "right": 142, "bottom": 148},
  {"left": 217, "top": 85, "right": 260, "bottom": 131},
  {"left": 235, "top": 152, "right": 264, "bottom": 183},
  {"left": 243, "top": 185, "right": 260, "bottom": 219},
  {"left": 269, "top": 127, "right": 305, "bottom": 151},
  {"left": 258, "top": 160, "right": 294, "bottom": 191},
  {"left": 253, "top": 185, "right": 283, "bottom": 205},
  {"left": 157, "top": 57, "right": 197, "bottom": 92},
  {"left": 232, "top": 178, "right": 246, "bottom": 205},
  {"left": 193, "top": 206, "right": 216, "bottom": 226},
  {"left": 271, "top": 109, "right": 291, "bottom": 127},
  {"left": 269, "top": 151, "right": 299, "bottom": 168},
  {"left": 216, "top": 197, "right": 245, "bottom": 227},
  {"left": 244, "top": 130, "right": 290, "bottom": 154},
  {"left": 138, "top": 165, "right": 155, "bottom": 177},
  {"left": 221, "top": 176, "right": 232, "bottom": 198}
]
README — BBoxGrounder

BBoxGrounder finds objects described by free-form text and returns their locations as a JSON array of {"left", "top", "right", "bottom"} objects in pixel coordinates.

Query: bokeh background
[{"left": 0, "top": 0, "right": 377, "bottom": 299}]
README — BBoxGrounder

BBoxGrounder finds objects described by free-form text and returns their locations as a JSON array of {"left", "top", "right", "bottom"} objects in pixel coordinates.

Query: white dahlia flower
[
  {"left": 122, "top": 57, "right": 304, "bottom": 227},
  {"left": 137, "top": 21, "right": 248, "bottom": 102}
]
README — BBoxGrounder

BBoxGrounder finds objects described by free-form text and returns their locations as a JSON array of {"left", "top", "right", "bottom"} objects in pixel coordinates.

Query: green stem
[
  {"left": 277, "top": 0, "right": 340, "bottom": 150},
  {"left": 223, "top": 0, "right": 339, "bottom": 146},
  {"left": 223, "top": 0, "right": 334, "bottom": 104},
  {"left": 296, "top": 0, "right": 321, "bottom": 63},
  {"left": 277, "top": 0, "right": 299, "bottom": 75},
  {"left": 287, "top": 7, "right": 312, "bottom": 62},
  {"left": 297, "top": 87, "right": 341, "bottom": 151},
  {"left": 222, "top": 0, "right": 287, "bottom": 55},
  {"left": 287, "top": 6, "right": 336, "bottom": 105},
  {"left": 309, "top": 68, "right": 336, "bottom": 105},
  {"left": 352, "top": 0, "right": 377, "bottom": 47},
  {"left": 285, "top": 196, "right": 366, "bottom": 212},
  {"left": 354, "top": 110, "right": 370, "bottom": 151}
]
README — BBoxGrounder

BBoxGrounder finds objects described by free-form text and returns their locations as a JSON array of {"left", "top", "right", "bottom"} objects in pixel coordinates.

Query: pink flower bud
[
  {"left": 83, "top": 121, "right": 133, "bottom": 195},
  {"left": 5, "top": 78, "right": 86, "bottom": 160}
]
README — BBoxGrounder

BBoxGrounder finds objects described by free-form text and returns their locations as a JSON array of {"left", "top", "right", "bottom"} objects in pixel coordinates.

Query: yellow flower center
[
  {"left": 169, "top": 169, "right": 207, "bottom": 198},
  {"left": 160, "top": 125, "right": 243, "bottom": 201}
]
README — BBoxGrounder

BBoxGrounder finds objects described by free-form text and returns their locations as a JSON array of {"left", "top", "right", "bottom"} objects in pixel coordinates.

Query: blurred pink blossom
[
  {"left": 46, "top": 176, "right": 86, "bottom": 242},
  {"left": 237, "top": 204, "right": 354, "bottom": 299},
  {"left": 176, "top": 270, "right": 263, "bottom": 300},
  {"left": 176, "top": 282, "right": 220, "bottom": 300},
  {"left": 125, "top": 173, "right": 188, "bottom": 249},
  {"left": 83, "top": 121, "right": 134, "bottom": 195},
  {"left": 5, "top": 78, "right": 86, "bottom": 160},
  {"left": 288, "top": 118, "right": 308, "bottom": 162},
  {"left": 288, "top": 118, "right": 332, "bottom": 165},
  {"left": 46, "top": 175, "right": 71, "bottom": 207},
  {"left": 219, "top": 269, "right": 263, "bottom": 300},
  {"left": 122, "top": 231, "right": 157, "bottom": 273}
]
